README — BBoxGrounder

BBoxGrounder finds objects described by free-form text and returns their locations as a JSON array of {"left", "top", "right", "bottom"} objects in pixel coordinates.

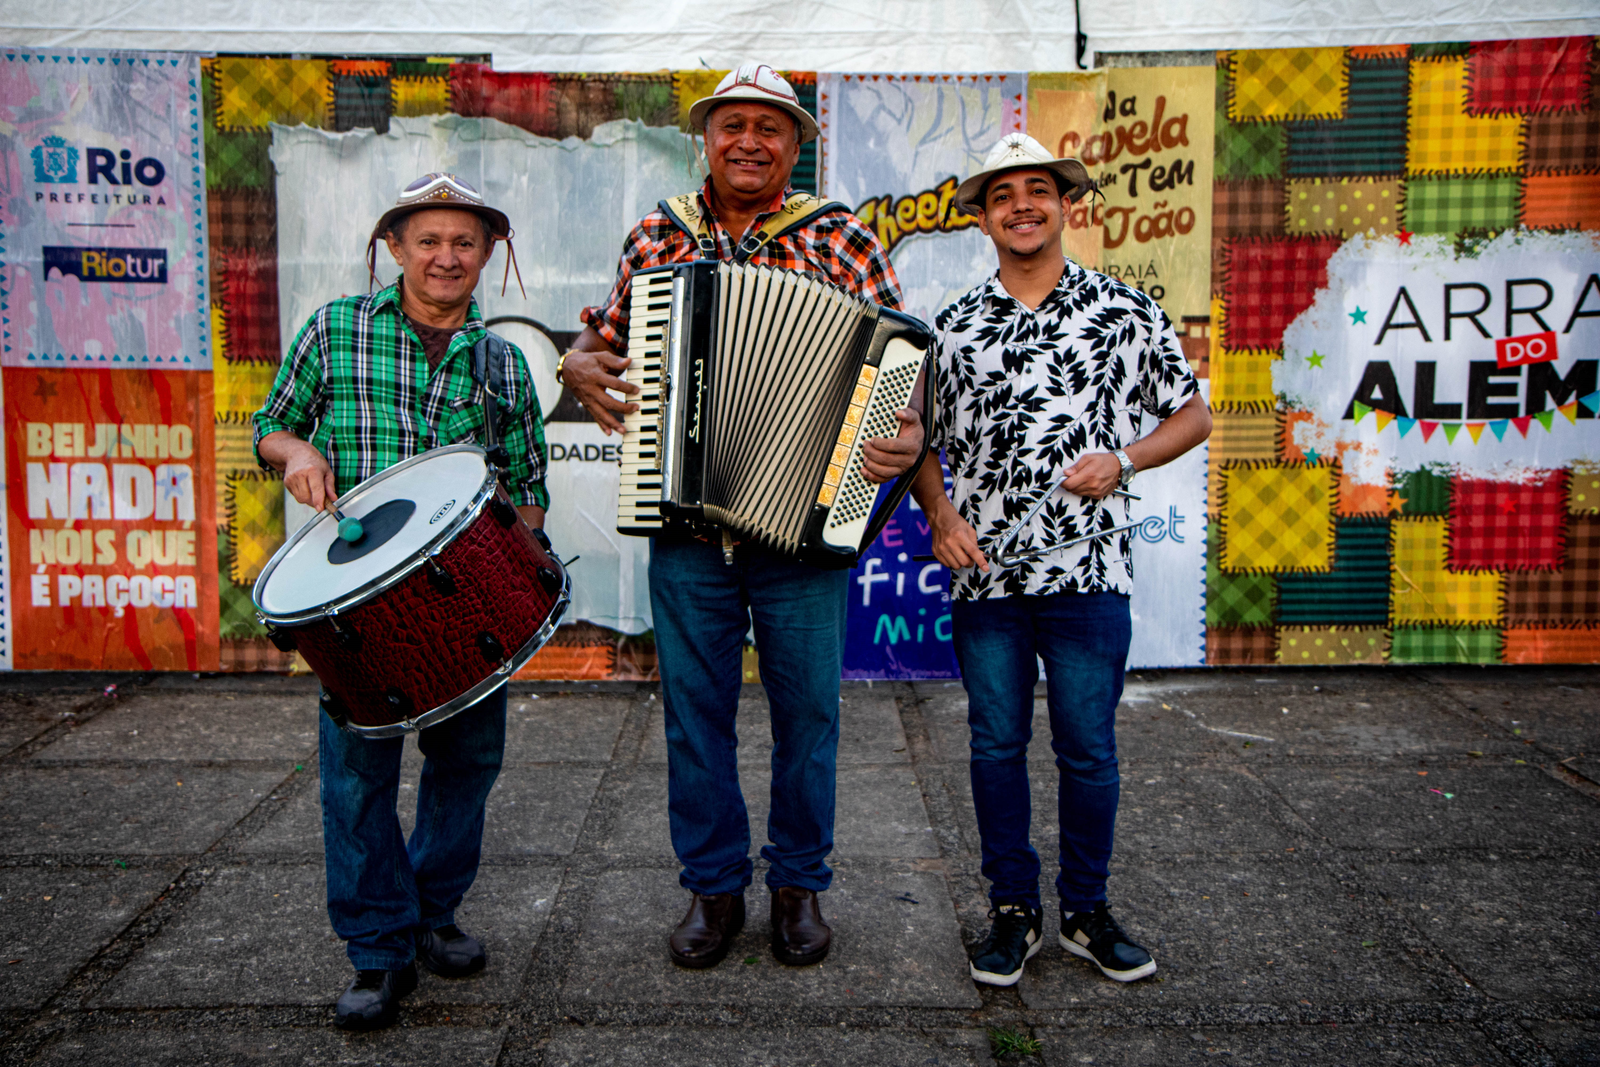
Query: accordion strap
[
  {"left": 471, "top": 330, "right": 511, "bottom": 471},
  {"left": 659, "top": 192, "right": 849, "bottom": 264}
]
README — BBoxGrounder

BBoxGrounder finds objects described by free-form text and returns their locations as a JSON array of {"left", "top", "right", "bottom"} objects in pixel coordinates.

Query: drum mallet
[{"left": 325, "top": 499, "right": 364, "bottom": 543}]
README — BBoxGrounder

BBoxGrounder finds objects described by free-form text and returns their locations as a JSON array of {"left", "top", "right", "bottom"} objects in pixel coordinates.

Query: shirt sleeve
[
  {"left": 579, "top": 219, "right": 660, "bottom": 353},
  {"left": 251, "top": 311, "right": 328, "bottom": 470},
  {"left": 496, "top": 341, "right": 550, "bottom": 510},
  {"left": 1137, "top": 299, "right": 1200, "bottom": 420}
]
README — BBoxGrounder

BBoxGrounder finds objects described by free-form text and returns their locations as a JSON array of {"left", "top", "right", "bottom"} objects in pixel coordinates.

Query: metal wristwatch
[{"left": 1112, "top": 448, "right": 1136, "bottom": 488}]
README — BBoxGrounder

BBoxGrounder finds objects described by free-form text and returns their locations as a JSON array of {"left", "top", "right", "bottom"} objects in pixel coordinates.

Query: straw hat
[
  {"left": 954, "top": 134, "right": 1094, "bottom": 216},
  {"left": 687, "top": 63, "right": 820, "bottom": 144}
]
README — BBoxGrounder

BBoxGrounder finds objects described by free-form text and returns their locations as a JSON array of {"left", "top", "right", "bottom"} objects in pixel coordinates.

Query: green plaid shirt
[{"left": 252, "top": 283, "right": 549, "bottom": 508}]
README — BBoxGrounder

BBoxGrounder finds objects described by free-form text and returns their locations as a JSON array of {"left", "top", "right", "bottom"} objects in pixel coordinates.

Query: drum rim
[
  {"left": 251, "top": 444, "right": 498, "bottom": 625},
  {"left": 339, "top": 564, "right": 571, "bottom": 738}
]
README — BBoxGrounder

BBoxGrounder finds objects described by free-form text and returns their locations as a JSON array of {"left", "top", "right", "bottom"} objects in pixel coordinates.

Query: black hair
[
  {"left": 981, "top": 168, "right": 1068, "bottom": 208},
  {"left": 387, "top": 210, "right": 494, "bottom": 245}
]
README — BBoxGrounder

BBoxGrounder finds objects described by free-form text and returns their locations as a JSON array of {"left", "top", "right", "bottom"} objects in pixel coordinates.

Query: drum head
[{"left": 256, "top": 448, "right": 489, "bottom": 616}]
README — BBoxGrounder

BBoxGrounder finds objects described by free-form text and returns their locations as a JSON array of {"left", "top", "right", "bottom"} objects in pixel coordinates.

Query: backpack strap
[
  {"left": 658, "top": 191, "right": 851, "bottom": 264},
  {"left": 471, "top": 330, "right": 511, "bottom": 470}
]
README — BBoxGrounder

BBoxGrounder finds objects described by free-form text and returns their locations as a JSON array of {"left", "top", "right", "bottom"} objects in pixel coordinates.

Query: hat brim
[
  {"left": 370, "top": 202, "right": 512, "bottom": 246},
  {"left": 953, "top": 158, "right": 1094, "bottom": 217},
  {"left": 687, "top": 93, "right": 820, "bottom": 144}
]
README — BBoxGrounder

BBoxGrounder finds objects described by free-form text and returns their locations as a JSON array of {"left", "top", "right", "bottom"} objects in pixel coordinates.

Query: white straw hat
[
  {"left": 954, "top": 134, "right": 1094, "bottom": 216},
  {"left": 687, "top": 63, "right": 820, "bottom": 144}
]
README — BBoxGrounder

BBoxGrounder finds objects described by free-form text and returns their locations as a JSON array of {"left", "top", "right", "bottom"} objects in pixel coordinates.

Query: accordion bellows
[{"left": 617, "top": 261, "right": 932, "bottom": 567}]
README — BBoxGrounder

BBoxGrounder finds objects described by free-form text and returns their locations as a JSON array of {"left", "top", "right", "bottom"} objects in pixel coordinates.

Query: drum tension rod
[
  {"left": 425, "top": 557, "right": 459, "bottom": 595},
  {"left": 326, "top": 613, "right": 362, "bottom": 652}
]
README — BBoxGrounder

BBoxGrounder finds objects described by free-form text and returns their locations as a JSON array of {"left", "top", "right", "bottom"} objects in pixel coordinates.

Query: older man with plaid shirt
[
  {"left": 560, "top": 64, "right": 924, "bottom": 971},
  {"left": 254, "top": 174, "right": 547, "bottom": 1031}
]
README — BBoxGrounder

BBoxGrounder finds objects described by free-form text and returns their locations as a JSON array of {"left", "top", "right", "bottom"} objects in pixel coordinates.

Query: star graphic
[
  {"left": 1499, "top": 497, "right": 1518, "bottom": 515},
  {"left": 1397, "top": 228, "right": 1414, "bottom": 246},
  {"left": 1303, "top": 448, "right": 1321, "bottom": 465},
  {"left": 1388, "top": 491, "right": 1409, "bottom": 514},
  {"left": 1349, "top": 307, "right": 1367, "bottom": 325},
  {"left": 1307, "top": 351, "right": 1325, "bottom": 368},
  {"left": 32, "top": 375, "right": 58, "bottom": 401}
]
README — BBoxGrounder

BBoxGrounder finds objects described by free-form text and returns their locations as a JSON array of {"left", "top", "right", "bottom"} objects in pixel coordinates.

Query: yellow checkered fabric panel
[
  {"left": 1406, "top": 58, "right": 1523, "bottom": 175},
  {"left": 1285, "top": 178, "right": 1404, "bottom": 236},
  {"left": 216, "top": 57, "right": 332, "bottom": 131},
  {"left": 1211, "top": 348, "right": 1279, "bottom": 408},
  {"left": 1391, "top": 517, "right": 1504, "bottom": 624},
  {"left": 225, "top": 473, "right": 287, "bottom": 587},
  {"left": 1570, "top": 462, "right": 1600, "bottom": 514},
  {"left": 1277, "top": 626, "right": 1389, "bottom": 664},
  {"left": 211, "top": 305, "right": 229, "bottom": 362},
  {"left": 1219, "top": 463, "right": 1337, "bottom": 573},
  {"left": 672, "top": 70, "right": 728, "bottom": 130},
  {"left": 1229, "top": 48, "right": 1348, "bottom": 122},
  {"left": 1209, "top": 410, "right": 1279, "bottom": 461},
  {"left": 392, "top": 76, "right": 452, "bottom": 118},
  {"left": 214, "top": 417, "right": 257, "bottom": 472},
  {"left": 215, "top": 356, "right": 283, "bottom": 416}
]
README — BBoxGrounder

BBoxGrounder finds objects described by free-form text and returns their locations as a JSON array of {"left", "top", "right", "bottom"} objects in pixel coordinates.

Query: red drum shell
[{"left": 283, "top": 485, "right": 564, "bottom": 732}]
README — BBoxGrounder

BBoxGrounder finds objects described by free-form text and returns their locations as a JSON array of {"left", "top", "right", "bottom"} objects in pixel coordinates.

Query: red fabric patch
[
  {"left": 451, "top": 65, "right": 556, "bottom": 135},
  {"left": 1222, "top": 237, "right": 1343, "bottom": 351},
  {"left": 1467, "top": 37, "right": 1594, "bottom": 115},
  {"left": 218, "top": 248, "right": 281, "bottom": 363},
  {"left": 1448, "top": 470, "right": 1570, "bottom": 572}
]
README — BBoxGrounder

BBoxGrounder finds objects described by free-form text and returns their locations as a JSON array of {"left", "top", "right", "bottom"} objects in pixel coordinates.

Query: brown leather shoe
[
  {"left": 770, "top": 886, "right": 831, "bottom": 966},
  {"left": 668, "top": 892, "right": 745, "bottom": 969}
]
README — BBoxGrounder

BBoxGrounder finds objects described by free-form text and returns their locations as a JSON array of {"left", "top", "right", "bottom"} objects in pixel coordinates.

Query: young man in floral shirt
[{"left": 910, "top": 134, "right": 1211, "bottom": 988}]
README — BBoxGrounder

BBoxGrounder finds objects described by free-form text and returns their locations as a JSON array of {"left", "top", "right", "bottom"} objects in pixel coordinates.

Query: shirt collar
[
  {"left": 981, "top": 260, "right": 1083, "bottom": 312},
  {"left": 695, "top": 179, "right": 795, "bottom": 228},
  {"left": 374, "top": 280, "right": 485, "bottom": 332}
]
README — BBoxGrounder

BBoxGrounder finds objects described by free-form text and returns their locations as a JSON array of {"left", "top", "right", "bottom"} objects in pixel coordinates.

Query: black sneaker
[
  {"left": 968, "top": 902, "right": 1043, "bottom": 986},
  {"left": 1059, "top": 903, "right": 1157, "bottom": 982}
]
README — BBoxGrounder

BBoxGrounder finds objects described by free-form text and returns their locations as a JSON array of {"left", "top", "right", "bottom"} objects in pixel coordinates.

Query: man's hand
[
  {"left": 259, "top": 431, "right": 338, "bottom": 511},
  {"left": 930, "top": 510, "right": 989, "bottom": 573},
  {"left": 560, "top": 326, "right": 638, "bottom": 435},
  {"left": 860, "top": 409, "right": 924, "bottom": 484},
  {"left": 1060, "top": 452, "right": 1121, "bottom": 500}
]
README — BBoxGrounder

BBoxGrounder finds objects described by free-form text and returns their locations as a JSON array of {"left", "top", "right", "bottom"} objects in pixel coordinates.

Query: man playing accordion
[{"left": 559, "top": 63, "right": 924, "bottom": 969}]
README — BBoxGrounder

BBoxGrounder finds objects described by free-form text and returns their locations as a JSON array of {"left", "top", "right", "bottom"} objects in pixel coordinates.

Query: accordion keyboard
[{"left": 617, "top": 268, "right": 675, "bottom": 533}]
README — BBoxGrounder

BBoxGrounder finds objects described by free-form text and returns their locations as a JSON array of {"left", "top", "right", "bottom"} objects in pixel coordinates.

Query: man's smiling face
[
  {"left": 977, "top": 167, "right": 1069, "bottom": 259},
  {"left": 705, "top": 102, "right": 801, "bottom": 203},
  {"left": 384, "top": 207, "right": 493, "bottom": 309}
]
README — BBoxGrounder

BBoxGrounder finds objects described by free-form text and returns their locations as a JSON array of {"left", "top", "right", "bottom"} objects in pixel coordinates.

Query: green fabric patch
[
  {"left": 1208, "top": 522, "right": 1277, "bottom": 624},
  {"left": 1406, "top": 175, "right": 1521, "bottom": 234},
  {"left": 1277, "top": 519, "right": 1392, "bottom": 624},
  {"left": 1411, "top": 42, "right": 1471, "bottom": 59},
  {"left": 1397, "top": 467, "right": 1453, "bottom": 514},
  {"left": 332, "top": 74, "right": 392, "bottom": 133},
  {"left": 217, "top": 533, "right": 267, "bottom": 640},
  {"left": 1390, "top": 626, "right": 1502, "bottom": 663},
  {"left": 393, "top": 60, "right": 455, "bottom": 77},
  {"left": 614, "top": 80, "right": 676, "bottom": 126},
  {"left": 1216, "top": 66, "right": 1286, "bottom": 180}
]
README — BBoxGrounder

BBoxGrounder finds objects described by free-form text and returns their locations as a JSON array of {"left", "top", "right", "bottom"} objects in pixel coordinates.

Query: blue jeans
[
  {"left": 950, "top": 592, "right": 1130, "bottom": 912},
  {"left": 318, "top": 687, "right": 506, "bottom": 969},
  {"left": 649, "top": 535, "right": 849, "bottom": 895}
]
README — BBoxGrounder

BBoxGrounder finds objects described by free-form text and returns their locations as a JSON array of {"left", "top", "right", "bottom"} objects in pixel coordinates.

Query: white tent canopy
[{"left": 9, "top": 0, "right": 1596, "bottom": 71}]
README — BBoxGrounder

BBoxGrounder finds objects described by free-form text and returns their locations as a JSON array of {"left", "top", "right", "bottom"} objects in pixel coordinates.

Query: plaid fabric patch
[
  {"left": 1219, "top": 462, "right": 1337, "bottom": 573},
  {"left": 1391, "top": 517, "right": 1504, "bottom": 623},
  {"left": 1572, "top": 463, "right": 1600, "bottom": 513},
  {"left": 1337, "top": 470, "right": 1389, "bottom": 517},
  {"left": 1214, "top": 180, "right": 1286, "bottom": 236},
  {"left": 392, "top": 76, "right": 451, "bottom": 117},
  {"left": 615, "top": 77, "right": 677, "bottom": 127},
  {"left": 1449, "top": 470, "right": 1570, "bottom": 571},
  {"left": 1277, "top": 626, "right": 1389, "bottom": 663},
  {"left": 1205, "top": 626, "right": 1277, "bottom": 665},
  {"left": 1412, "top": 43, "right": 1472, "bottom": 59},
  {"left": 206, "top": 187, "right": 276, "bottom": 251},
  {"left": 1216, "top": 68, "right": 1286, "bottom": 179},
  {"left": 218, "top": 560, "right": 264, "bottom": 639},
  {"left": 1351, "top": 45, "right": 1409, "bottom": 60},
  {"left": 214, "top": 358, "right": 280, "bottom": 417},
  {"left": 1277, "top": 518, "right": 1392, "bottom": 624},
  {"left": 329, "top": 60, "right": 390, "bottom": 78},
  {"left": 393, "top": 60, "right": 453, "bottom": 78},
  {"left": 1389, "top": 626, "right": 1502, "bottom": 663},
  {"left": 1408, "top": 58, "right": 1524, "bottom": 175},
  {"left": 1468, "top": 37, "right": 1594, "bottom": 115},
  {"left": 515, "top": 641, "right": 619, "bottom": 680},
  {"left": 211, "top": 305, "right": 228, "bottom": 362},
  {"left": 332, "top": 74, "right": 392, "bottom": 133},
  {"left": 213, "top": 416, "right": 256, "bottom": 471},
  {"left": 1209, "top": 408, "right": 1279, "bottom": 458},
  {"left": 451, "top": 67, "right": 555, "bottom": 134},
  {"left": 215, "top": 57, "right": 332, "bottom": 131},
  {"left": 1229, "top": 48, "right": 1348, "bottom": 122},
  {"left": 1522, "top": 172, "right": 1600, "bottom": 229},
  {"left": 674, "top": 70, "right": 728, "bottom": 129},
  {"left": 1503, "top": 516, "right": 1600, "bottom": 622},
  {"left": 1406, "top": 175, "right": 1521, "bottom": 234},
  {"left": 1501, "top": 625, "right": 1600, "bottom": 664},
  {"left": 1285, "top": 178, "right": 1403, "bottom": 235},
  {"left": 547, "top": 76, "right": 631, "bottom": 139},
  {"left": 218, "top": 637, "right": 297, "bottom": 672},
  {"left": 218, "top": 249, "right": 282, "bottom": 363},
  {"left": 1396, "top": 467, "right": 1453, "bottom": 514},
  {"left": 1207, "top": 522, "right": 1277, "bottom": 625},
  {"left": 1286, "top": 57, "right": 1410, "bottom": 178},
  {"left": 1525, "top": 111, "right": 1600, "bottom": 172},
  {"left": 1221, "top": 236, "right": 1344, "bottom": 350},
  {"left": 225, "top": 472, "right": 286, "bottom": 587},
  {"left": 205, "top": 129, "right": 272, "bottom": 190}
]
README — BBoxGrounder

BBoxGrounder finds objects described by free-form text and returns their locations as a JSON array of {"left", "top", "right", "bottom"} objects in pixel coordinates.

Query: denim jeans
[
  {"left": 319, "top": 686, "right": 506, "bottom": 969},
  {"left": 649, "top": 534, "right": 849, "bottom": 895},
  {"left": 950, "top": 592, "right": 1130, "bottom": 912}
]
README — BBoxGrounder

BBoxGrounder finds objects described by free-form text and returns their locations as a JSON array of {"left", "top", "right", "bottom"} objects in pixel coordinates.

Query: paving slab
[
  {"left": 95, "top": 863, "right": 559, "bottom": 1007},
  {"left": 1186, "top": 689, "right": 1515, "bottom": 760},
  {"left": 0, "top": 693, "right": 77, "bottom": 756},
  {"left": 505, "top": 692, "right": 631, "bottom": 763},
  {"left": 32, "top": 691, "right": 317, "bottom": 763},
  {"left": 544, "top": 1025, "right": 991, "bottom": 1066},
  {"left": 1525, "top": 1019, "right": 1600, "bottom": 1067},
  {"left": 1363, "top": 856, "right": 1600, "bottom": 1002},
  {"left": 0, "top": 765, "right": 283, "bottom": 855},
  {"left": 642, "top": 686, "right": 910, "bottom": 766},
  {"left": 0, "top": 864, "right": 176, "bottom": 1008},
  {"left": 1412, "top": 668, "right": 1600, "bottom": 760},
  {"left": 1017, "top": 857, "right": 1436, "bottom": 1009},
  {"left": 563, "top": 866, "right": 980, "bottom": 1009},
  {"left": 603, "top": 762, "right": 935, "bottom": 861},
  {"left": 1039, "top": 1023, "right": 1509, "bottom": 1066},
  {"left": 32, "top": 1025, "right": 506, "bottom": 1066},
  {"left": 1255, "top": 761, "right": 1600, "bottom": 852}
]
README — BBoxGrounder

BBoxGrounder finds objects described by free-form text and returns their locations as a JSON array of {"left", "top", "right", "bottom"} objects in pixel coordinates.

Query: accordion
[{"left": 616, "top": 260, "right": 932, "bottom": 567}]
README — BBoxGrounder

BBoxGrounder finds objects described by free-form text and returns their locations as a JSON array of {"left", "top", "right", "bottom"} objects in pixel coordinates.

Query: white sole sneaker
[
  {"left": 1059, "top": 933, "right": 1158, "bottom": 982},
  {"left": 969, "top": 934, "right": 1042, "bottom": 986}
]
